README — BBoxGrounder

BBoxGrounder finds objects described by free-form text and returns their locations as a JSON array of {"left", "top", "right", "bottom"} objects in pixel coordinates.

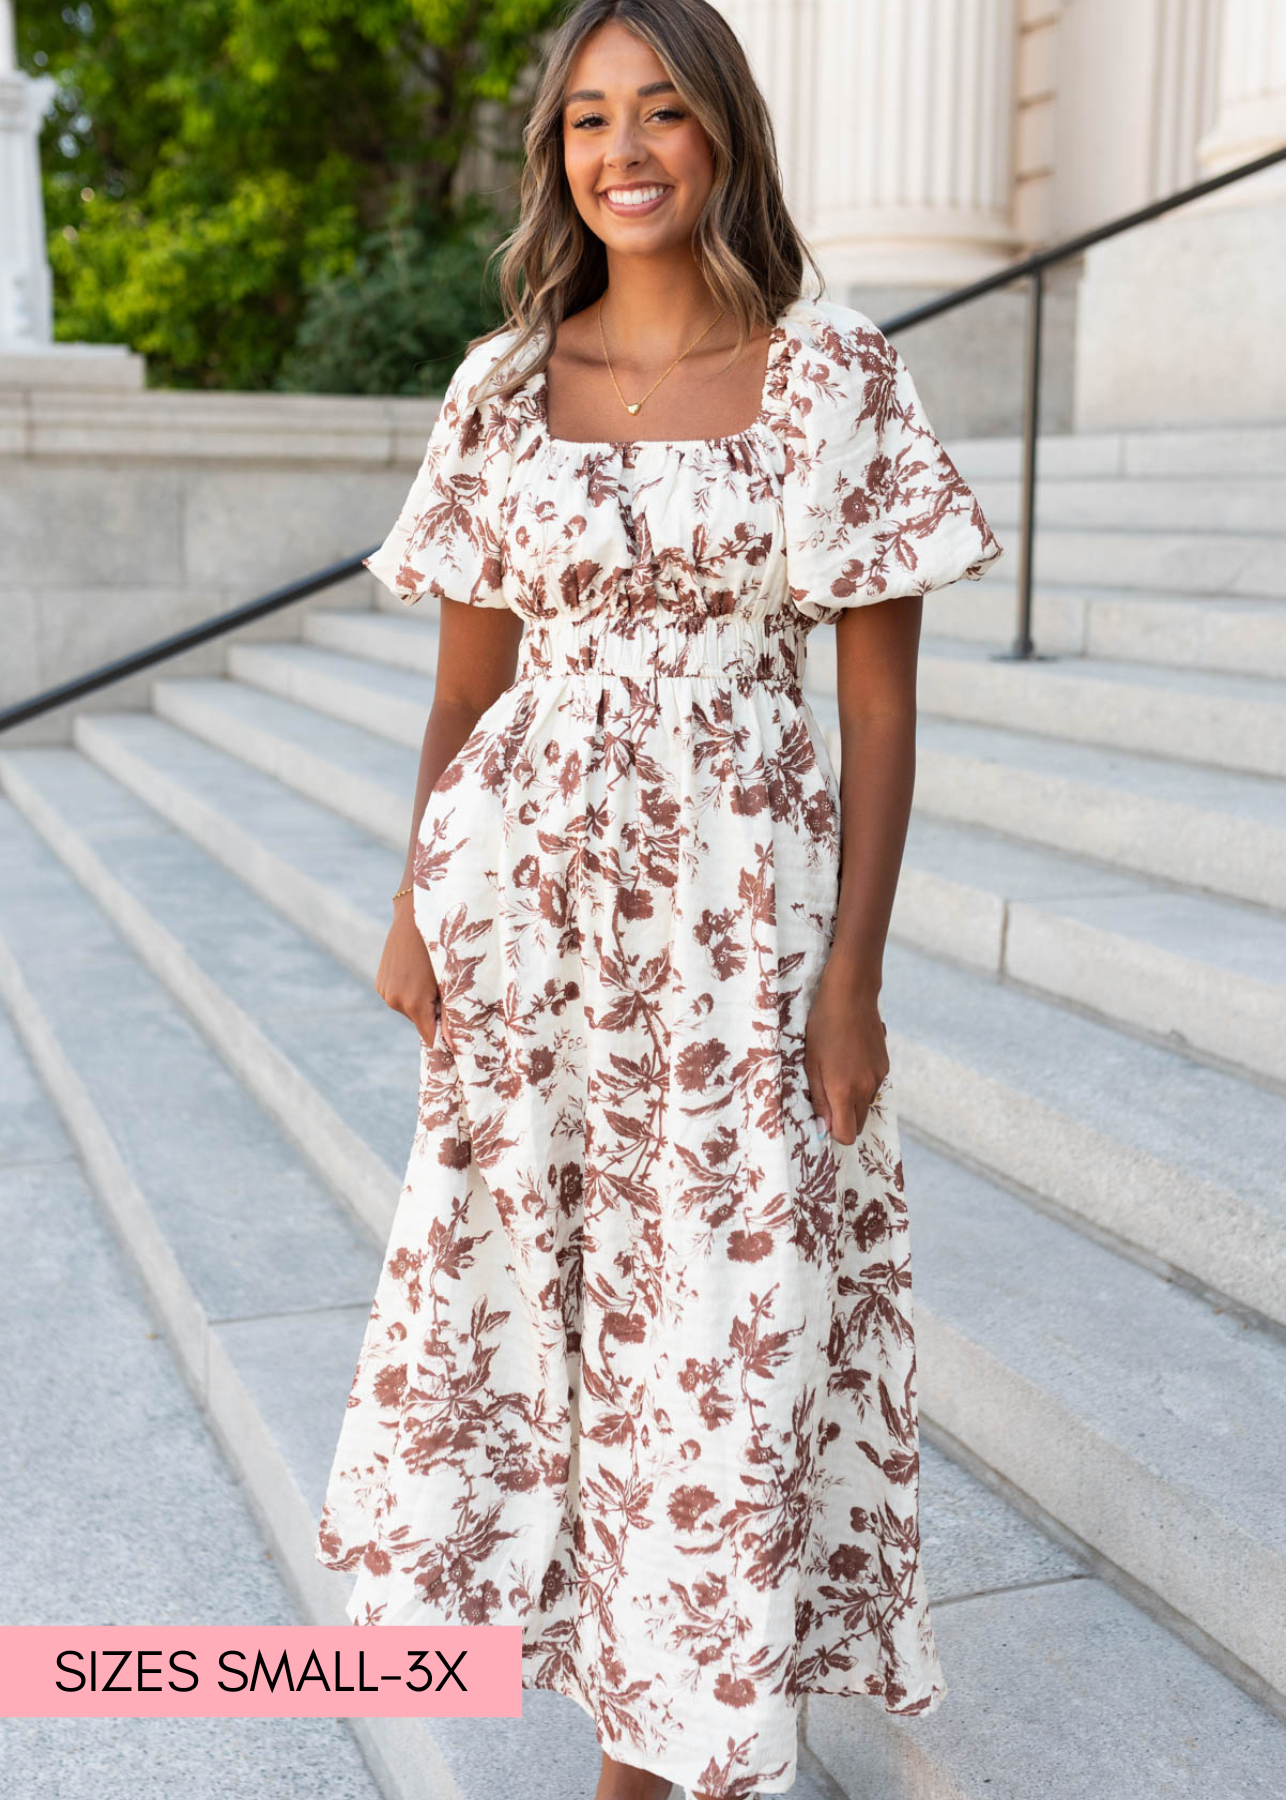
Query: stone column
[
  {"left": 716, "top": 0, "right": 1018, "bottom": 287},
  {"left": 1193, "top": 0, "right": 1286, "bottom": 203},
  {"left": 0, "top": 0, "right": 144, "bottom": 385},
  {"left": 712, "top": 0, "right": 1023, "bottom": 435},
  {"left": 1074, "top": 0, "right": 1286, "bottom": 427},
  {"left": 0, "top": 0, "right": 58, "bottom": 345}
]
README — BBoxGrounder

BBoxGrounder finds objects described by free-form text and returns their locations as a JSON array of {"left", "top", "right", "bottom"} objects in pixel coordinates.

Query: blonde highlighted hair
[{"left": 468, "top": 0, "right": 824, "bottom": 405}]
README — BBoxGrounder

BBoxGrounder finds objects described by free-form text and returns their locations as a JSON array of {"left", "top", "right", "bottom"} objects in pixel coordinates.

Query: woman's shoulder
[
  {"left": 771, "top": 296, "right": 907, "bottom": 455},
  {"left": 779, "top": 295, "right": 898, "bottom": 386},
  {"left": 444, "top": 323, "right": 529, "bottom": 412}
]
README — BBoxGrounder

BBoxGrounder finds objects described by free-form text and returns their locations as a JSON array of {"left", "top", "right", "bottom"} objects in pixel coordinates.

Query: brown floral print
[{"left": 316, "top": 297, "right": 1003, "bottom": 1795}]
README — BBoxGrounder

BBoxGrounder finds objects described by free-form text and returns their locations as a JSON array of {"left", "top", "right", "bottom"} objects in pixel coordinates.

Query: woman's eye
[{"left": 568, "top": 107, "right": 685, "bottom": 130}]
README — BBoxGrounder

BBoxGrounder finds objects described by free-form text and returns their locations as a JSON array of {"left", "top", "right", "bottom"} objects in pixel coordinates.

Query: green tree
[{"left": 18, "top": 0, "right": 562, "bottom": 391}]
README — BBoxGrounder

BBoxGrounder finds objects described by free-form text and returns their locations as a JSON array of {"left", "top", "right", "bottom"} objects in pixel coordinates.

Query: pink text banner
[{"left": 0, "top": 1626, "right": 523, "bottom": 1717}]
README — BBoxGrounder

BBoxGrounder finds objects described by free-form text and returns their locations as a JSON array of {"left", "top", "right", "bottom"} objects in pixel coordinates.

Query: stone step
[
  {"left": 809, "top": 633, "right": 1286, "bottom": 779},
  {"left": 807, "top": 1558, "right": 1286, "bottom": 1799},
  {"left": 953, "top": 422, "right": 1286, "bottom": 481},
  {"left": 131, "top": 664, "right": 1286, "bottom": 1087},
  {"left": 0, "top": 741, "right": 414, "bottom": 1237},
  {"left": 883, "top": 938, "right": 1286, "bottom": 1331},
  {"left": 306, "top": 605, "right": 442, "bottom": 672},
  {"left": 989, "top": 525, "right": 1285, "bottom": 598},
  {"left": 278, "top": 618, "right": 1286, "bottom": 804},
  {"left": 969, "top": 472, "right": 1286, "bottom": 535},
  {"left": 902, "top": 1130, "right": 1286, "bottom": 1710},
  {"left": 0, "top": 797, "right": 602, "bottom": 1800},
  {"left": 319, "top": 590, "right": 1286, "bottom": 695},
  {"left": 919, "top": 638, "right": 1286, "bottom": 778},
  {"left": 179, "top": 643, "right": 1286, "bottom": 914},
  {"left": 918, "top": 583, "right": 1286, "bottom": 676},
  {"left": 0, "top": 1007, "right": 385, "bottom": 1799},
  {"left": 819, "top": 706, "right": 1286, "bottom": 912},
  {"left": 46, "top": 707, "right": 1286, "bottom": 1327},
  {"left": 227, "top": 640, "right": 430, "bottom": 747},
  {"left": 68, "top": 708, "right": 401, "bottom": 981},
  {"left": 135, "top": 672, "right": 1286, "bottom": 1075},
  {"left": 149, "top": 673, "right": 418, "bottom": 847},
  {"left": 894, "top": 813, "right": 1286, "bottom": 1087}
]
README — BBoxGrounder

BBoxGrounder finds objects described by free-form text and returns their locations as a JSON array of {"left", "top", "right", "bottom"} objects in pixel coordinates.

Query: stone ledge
[
  {"left": 0, "top": 383, "right": 443, "bottom": 464},
  {"left": 0, "top": 342, "right": 147, "bottom": 390}
]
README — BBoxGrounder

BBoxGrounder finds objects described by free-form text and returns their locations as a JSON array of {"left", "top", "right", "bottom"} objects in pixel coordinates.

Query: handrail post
[{"left": 995, "top": 263, "right": 1045, "bottom": 662}]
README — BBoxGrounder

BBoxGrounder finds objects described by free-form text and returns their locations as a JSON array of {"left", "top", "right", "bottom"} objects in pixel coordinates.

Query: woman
[{"left": 316, "top": 2, "right": 1003, "bottom": 1797}]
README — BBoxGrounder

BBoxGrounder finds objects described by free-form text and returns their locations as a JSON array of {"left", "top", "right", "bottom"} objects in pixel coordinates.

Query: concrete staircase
[{"left": 2, "top": 419, "right": 1285, "bottom": 1800}]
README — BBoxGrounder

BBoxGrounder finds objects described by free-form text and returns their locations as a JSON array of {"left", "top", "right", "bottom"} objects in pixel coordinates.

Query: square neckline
[{"left": 532, "top": 298, "right": 802, "bottom": 452}]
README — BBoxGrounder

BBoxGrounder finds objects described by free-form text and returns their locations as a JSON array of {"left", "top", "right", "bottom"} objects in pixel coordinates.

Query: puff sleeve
[
  {"left": 363, "top": 333, "right": 519, "bottom": 609},
  {"left": 780, "top": 304, "right": 1004, "bottom": 623}
]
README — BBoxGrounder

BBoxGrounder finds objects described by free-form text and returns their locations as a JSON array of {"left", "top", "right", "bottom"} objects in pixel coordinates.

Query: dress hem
[{"left": 521, "top": 1662, "right": 947, "bottom": 1796}]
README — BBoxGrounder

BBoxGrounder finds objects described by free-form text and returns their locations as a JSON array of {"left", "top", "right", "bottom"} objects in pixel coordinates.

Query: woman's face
[{"left": 561, "top": 20, "right": 715, "bottom": 258}]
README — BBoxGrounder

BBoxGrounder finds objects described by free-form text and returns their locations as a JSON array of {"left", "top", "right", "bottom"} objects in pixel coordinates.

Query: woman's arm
[
  {"left": 803, "top": 594, "right": 923, "bottom": 1144},
  {"left": 376, "top": 598, "right": 524, "bottom": 1045}
]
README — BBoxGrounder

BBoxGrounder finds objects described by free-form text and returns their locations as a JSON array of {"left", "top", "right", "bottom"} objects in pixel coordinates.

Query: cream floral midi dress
[{"left": 315, "top": 294, "right": 1003, "bottom": 1797}]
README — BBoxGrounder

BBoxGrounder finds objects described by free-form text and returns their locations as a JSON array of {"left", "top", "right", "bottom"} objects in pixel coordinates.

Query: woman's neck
[{"left": 598, "top": 251, "right": 724, "bottom": 359}]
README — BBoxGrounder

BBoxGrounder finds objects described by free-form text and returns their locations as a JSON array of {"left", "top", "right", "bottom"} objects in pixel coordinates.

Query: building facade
[{"left": 714, "top": 0, "right": 1286, "bottom": 430}]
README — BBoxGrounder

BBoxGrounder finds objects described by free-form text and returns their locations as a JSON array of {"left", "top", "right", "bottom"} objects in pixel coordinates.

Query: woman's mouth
[{"left": 599, "top": 183, "right": 672, "bottom": 217}]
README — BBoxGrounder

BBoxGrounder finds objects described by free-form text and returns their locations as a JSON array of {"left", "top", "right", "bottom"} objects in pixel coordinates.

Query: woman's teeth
[{"left": 603, "top": 185, "right": 669, "bottom": 208}]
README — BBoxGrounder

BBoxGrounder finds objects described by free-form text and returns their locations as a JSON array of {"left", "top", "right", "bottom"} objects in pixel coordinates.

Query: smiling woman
[{"left": 314, "top": 6, "right": 1003, "bottom": 1800}]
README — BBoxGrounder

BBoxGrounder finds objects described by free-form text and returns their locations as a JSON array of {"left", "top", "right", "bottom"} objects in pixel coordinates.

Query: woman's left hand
[{"left": 803, "top": 962, "right": 890, "bottom": 1145}]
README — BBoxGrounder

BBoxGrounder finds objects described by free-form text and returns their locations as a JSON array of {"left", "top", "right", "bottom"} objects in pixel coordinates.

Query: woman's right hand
[{"left": 376, "top": 893, "right": 441, "bottom": 1046}]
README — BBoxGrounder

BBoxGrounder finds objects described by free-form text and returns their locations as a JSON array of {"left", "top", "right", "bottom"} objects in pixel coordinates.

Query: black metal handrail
[
  {"left": 877, "top": 139, "right": 1286, "bottom": 661},
  {"left": 4, "top": 137, "right": 1284, "bottom": 734},
  {"left": 0, "top": 549, "right": 377, "bottom": 734}
]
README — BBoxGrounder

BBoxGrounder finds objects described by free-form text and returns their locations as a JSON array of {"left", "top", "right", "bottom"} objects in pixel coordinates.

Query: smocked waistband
[{"left": 516, "top": 613, "right": 806, "bottom": 684}]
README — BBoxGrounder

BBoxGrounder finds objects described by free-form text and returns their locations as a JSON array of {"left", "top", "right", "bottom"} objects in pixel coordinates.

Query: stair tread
[
  {"left": 907, "top": 1130, "right": 1286, "bottom": 1556},
  {"left": 154, "top": 673, "right": 421, "bottom": 782},
  {"left": 233, "top": 638, "right": 437, "bottom": 704},
  {"left": 952, "top": 422, "right": 1286, "bottom": 480},
  {"left": 69, "top": 706, "right": 405, "bottom": 908},
  {"left": 0, "top": 1014, "right": 381, "bottom": 1798},
  {"left": 0, "top": 744, "right": 416, "bottom": 1179},
  {"left": 809, "top": 1575, "right": 1286, "bottom": 1799},
  {"left": 96, "top": 686, "right": 1286, "bottom": 1041},
  {"left": 201, "top": 650, "right": 1286, "bottom": 833},
  {"left": 111, "top": 685, "right": 1286, "bottom": 1003},
  {"left": 903, "top": 813, "right": 1286, "bottom": 990},
  {"left": 884, "top": 939, "right": 1284, "bottom": 1223},
  {"left": 0, "top": 799, "right": 380, "bottom": 1324},
  {"left": 907, "top": 712, "right": 1286, "bottom": 824},
  {"left": 919, "top": 634, "right": 1286, "bottom": 703}
]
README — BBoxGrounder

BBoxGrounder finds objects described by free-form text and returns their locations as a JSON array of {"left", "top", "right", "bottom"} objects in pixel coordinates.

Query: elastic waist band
[{"left": 516, "top": 612, "right": 806, "bottom": 684}]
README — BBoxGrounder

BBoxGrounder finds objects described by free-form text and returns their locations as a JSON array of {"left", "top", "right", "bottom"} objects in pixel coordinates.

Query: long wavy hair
[{"left": 467, "top": 0, "right": 824, "bottom": 405}]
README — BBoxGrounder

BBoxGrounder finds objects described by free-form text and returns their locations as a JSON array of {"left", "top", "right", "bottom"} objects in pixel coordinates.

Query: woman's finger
[{"left": 804, "top": 1054, "right": 832, "bottom": 1139}]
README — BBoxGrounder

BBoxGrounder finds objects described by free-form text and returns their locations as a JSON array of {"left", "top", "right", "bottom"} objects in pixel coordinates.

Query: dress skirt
[{"left": 315, "top": 611, "right": 947, "bottom": 1798}]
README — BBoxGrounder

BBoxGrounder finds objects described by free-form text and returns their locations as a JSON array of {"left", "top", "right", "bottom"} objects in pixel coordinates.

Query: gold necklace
[{"left": 598, "top": 297, "right": 725, "bottom": 416}]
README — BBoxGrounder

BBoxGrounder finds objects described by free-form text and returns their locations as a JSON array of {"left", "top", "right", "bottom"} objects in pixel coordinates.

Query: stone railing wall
[{"left": 1, "top": 374, "right": 439, "bottom": 744}]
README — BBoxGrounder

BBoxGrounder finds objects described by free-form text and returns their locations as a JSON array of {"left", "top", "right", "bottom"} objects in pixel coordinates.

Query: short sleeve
[
  {"left": 780, "top": 303, "right": 1004, "bottom": 623},
  {"left": 362, "top": 334, "right": 519, "bottom": 609}
]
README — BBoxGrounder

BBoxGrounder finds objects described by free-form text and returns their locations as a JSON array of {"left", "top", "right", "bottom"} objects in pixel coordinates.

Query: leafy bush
[
  {"left": 20, "top": 0, "right": 559, "bottom": 391},
  {"left": 275, "top": 204, "right": 506, "bottom": 397}
]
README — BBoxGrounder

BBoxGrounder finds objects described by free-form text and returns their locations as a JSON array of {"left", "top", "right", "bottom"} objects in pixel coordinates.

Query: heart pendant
[{"left": 626, "top": 402, "right": 641, "bottom": 415}]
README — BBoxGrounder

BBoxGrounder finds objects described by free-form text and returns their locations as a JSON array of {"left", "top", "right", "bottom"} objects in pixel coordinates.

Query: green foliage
[
  {"left": 276, "top": 202, "right": 504, "bottom": 395},
  {"left": 19, "top": 0, "right": 562, "bottom": 390}
]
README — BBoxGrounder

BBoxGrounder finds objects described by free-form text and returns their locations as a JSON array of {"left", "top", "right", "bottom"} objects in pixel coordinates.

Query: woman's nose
[{"left": 604, "top": 118, "right": 645, "bottom": 164}]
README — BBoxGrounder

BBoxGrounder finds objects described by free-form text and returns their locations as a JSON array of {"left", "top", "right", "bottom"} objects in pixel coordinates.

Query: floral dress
[{"left": 315, "top": 295, "right": 1003, "bottom": 1797}]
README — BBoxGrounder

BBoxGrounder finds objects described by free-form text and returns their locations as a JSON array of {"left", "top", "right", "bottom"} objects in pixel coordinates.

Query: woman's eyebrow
[{"left": 564, "top": 79, "right": 678, "bottom": 104}]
